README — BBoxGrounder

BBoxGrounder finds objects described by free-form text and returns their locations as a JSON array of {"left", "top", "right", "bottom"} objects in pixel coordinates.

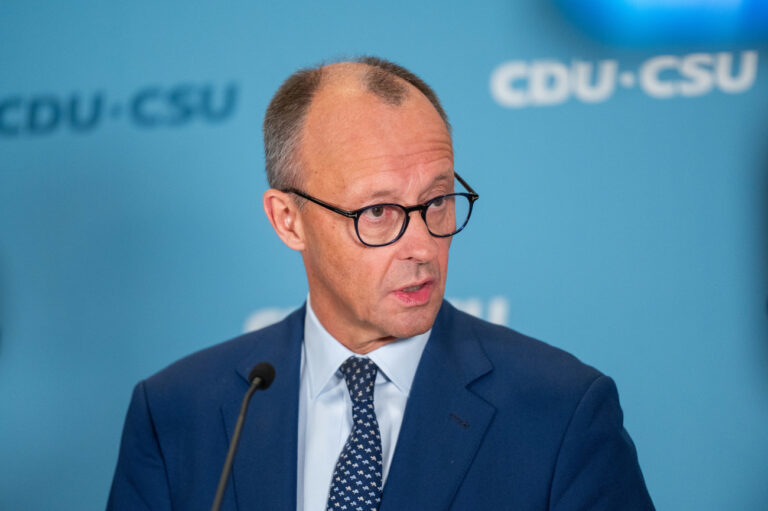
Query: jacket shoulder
[
  {"left": 445, "top": 302, "right": 603, "bottom": 397},
  {"left": 142, "top": 306, "right": 303, "bottom": 403}
]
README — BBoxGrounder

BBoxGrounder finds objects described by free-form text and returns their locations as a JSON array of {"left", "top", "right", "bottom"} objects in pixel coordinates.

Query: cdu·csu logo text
[
  {"left": 0, "top": 82, "right": 237, "bottom": 137},
  {"left": 490, "top": 50, "right": 757, "bottom": 108}
]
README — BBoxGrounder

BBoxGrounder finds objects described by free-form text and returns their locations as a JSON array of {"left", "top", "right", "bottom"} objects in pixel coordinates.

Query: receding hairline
[{"left": 262, "top": 56, "right": 451, "bottom": 191}]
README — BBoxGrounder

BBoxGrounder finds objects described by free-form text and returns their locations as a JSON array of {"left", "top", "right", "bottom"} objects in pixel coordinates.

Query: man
[{"left": 108, "top": 57, "right": 654, "bottom": 510}]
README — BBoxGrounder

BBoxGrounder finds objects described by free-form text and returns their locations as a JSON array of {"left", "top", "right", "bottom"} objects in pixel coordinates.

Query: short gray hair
[{"left": 262, "top": 56, "right": 451, "bottom": 191}]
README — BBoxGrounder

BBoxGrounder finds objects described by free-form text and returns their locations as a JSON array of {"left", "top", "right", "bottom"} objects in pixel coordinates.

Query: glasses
[{"left": 283, "top": 172, "right": 479, "bottom": 247}]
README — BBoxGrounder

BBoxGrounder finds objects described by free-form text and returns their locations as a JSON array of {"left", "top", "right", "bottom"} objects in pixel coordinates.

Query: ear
[{"left": 263, "top": 189, "right": 306, "bottom": 251}]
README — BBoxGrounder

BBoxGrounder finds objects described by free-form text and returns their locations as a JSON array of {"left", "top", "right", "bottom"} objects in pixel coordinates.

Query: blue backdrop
[{"left": 1, "top": 1, "right": 767, "bottom": 509}]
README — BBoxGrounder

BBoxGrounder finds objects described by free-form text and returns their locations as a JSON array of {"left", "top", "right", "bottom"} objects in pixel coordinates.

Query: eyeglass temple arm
[
  {"left": 283, "top": 188, "right": 358, "bottom": 218},
  {"left": 454, "top": 171, "right": 479, "bottom": 198}
]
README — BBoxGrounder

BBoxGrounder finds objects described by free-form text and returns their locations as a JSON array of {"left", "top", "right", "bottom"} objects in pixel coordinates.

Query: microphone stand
[{"left": 210, "top": 362, "right": 275, "bottom": 511}]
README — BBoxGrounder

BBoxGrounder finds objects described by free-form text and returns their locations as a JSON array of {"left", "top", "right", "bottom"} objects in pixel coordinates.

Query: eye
[
  {"left": 431, "top": 196, "right": 445, "bottom": 207},
  {"left": 367, "top": 206, "right": 386, "bottom": 218}
]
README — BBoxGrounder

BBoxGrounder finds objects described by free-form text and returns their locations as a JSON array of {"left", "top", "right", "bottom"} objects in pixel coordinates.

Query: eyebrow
[{"left": 362, "top": 171, "right": 454, "bottom": 203}]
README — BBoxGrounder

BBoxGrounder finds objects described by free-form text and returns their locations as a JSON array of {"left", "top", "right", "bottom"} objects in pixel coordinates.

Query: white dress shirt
[{"left": 296, "top": 297, "right": 431, "bottom": 511}]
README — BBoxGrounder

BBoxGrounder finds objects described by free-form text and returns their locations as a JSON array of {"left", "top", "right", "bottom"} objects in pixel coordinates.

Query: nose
[{"left": 396, "top": 209, "right": 440, "bottom": 262}]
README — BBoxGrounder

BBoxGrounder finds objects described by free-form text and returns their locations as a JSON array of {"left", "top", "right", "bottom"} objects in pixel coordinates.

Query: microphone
[
  {"left": 210, "top": 362, "right": 276, "bottom": 511},
  {"left": 248, "top": 362, "right": 276, "bottom": 390}
]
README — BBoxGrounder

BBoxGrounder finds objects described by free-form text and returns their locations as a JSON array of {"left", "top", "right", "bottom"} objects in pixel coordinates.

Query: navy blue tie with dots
[{"left": 326, "top": 357, "right": 383, "bottom": 511}]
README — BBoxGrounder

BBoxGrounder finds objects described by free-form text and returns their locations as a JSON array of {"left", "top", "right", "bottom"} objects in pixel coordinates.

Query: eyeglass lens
[{"left": 357, "top": 194, "right": 471, "bottom": 246}]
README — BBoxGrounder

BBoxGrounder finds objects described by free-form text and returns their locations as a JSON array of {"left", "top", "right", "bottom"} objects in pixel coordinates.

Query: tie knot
[{"left": 339, "top": 356, "right": 377, "bottom": 403}]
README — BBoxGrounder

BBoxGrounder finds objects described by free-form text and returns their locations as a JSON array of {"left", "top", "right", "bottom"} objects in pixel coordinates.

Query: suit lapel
[
  {"left": 380, "top": 302, "right": 496, "bottom": 510},
  {"left": 220, "top": 306, "right": 305, "bottom": 511}
]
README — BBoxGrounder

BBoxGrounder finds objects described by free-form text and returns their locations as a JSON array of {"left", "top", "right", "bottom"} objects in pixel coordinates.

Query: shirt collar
[{"left": 304, "top": 295, "right": 430, "bottom": 399}]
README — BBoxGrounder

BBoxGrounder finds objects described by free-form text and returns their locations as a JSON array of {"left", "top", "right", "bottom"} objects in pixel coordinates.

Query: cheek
[
  {"left": 437, "top": 241, "right": 451, "bottom": 280},
  {"left": 309, "top": 218, "right": 379, "bottom": 292},
  {"left": 304, "top": 217, "right": 344, "bottom": 275},
  {"left": 305, "top": 211, "right": 351, "bottom": 256},
  {"left": 355, "top": 251, "right": 392, "bottom": 292}
]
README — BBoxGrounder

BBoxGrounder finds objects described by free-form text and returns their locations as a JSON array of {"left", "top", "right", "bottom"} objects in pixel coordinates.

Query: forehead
[{"left": 299, "top": 74, "right": 454, "bottom": 201}]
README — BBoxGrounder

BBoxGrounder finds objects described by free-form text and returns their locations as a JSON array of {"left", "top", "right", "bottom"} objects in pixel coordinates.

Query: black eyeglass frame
[{"left": 283, "top": 172, "right": 479, "bottom": 247}]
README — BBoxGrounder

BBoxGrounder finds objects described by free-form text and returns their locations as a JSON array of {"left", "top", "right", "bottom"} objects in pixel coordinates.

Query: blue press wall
[{"left": 1, "top": 1, "right": 767, "bottom": 509}]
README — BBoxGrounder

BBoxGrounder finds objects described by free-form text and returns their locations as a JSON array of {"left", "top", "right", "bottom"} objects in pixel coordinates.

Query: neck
[{"left": 307, "top": 293, "right": 397, "bottom": 354}]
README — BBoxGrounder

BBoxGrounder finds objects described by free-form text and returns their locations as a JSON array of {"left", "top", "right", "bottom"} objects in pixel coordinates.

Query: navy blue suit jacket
[{"left": 108, "top": 301, "right": 654, "bottom": 510}]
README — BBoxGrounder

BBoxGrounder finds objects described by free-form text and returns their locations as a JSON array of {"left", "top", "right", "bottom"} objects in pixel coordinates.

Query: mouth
[{"left": 392, "top": 279, "right": 435, "bottom": 306}]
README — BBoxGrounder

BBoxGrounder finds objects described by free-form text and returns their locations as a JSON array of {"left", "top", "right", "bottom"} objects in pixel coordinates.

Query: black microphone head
[{"left": 249, "top": 362, "right": 276, "bottom": 390}]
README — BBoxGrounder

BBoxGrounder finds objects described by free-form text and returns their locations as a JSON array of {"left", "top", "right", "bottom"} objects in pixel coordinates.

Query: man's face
[{"left": 297, "top": 80, "right": 454, "bottom": 351}]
